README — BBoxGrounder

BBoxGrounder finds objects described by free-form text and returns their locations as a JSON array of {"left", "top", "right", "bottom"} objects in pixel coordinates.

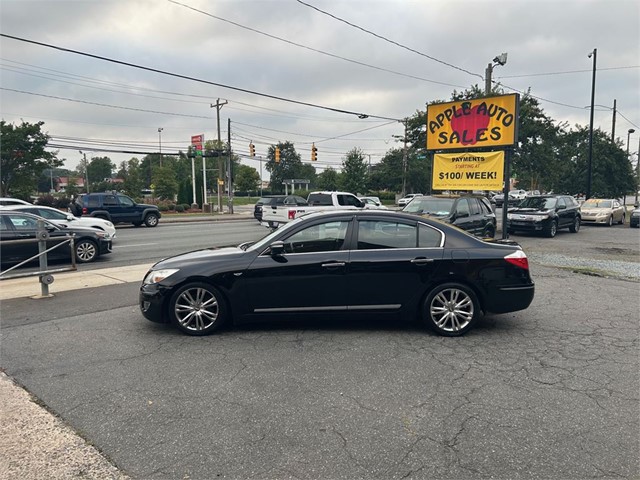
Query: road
[{"left": 1, "top": 220, "right": 639, "bottom": 479}]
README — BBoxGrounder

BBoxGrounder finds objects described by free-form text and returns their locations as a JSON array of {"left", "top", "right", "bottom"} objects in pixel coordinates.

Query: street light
[
  {"left": 586, "top": 48, "right": 597, "bottom": 200},
  {"left": 158, "top": 127, "right": 163, "bottom": 167},
  {"left": 627, "top": 128, "right": 635, "bottom": 155},
  {"left": 485, "top": 52, "right": 507, "bottom": 94}
]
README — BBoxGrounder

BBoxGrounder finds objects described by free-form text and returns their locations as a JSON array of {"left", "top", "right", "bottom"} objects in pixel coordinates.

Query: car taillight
[
  {"left": 82, "top": 207, "right": 88, "bottom": 214},
  {"left": 504, "top": 250, "right": 529, "bottom": 270},
  {"left": 288, "top": 210, "right": 296, "bottom": 219}
]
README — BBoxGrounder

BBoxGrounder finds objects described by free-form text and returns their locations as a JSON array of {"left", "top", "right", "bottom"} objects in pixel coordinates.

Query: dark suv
[
  {"left": 73, "top": 192, "right": 161, "bottom": 227},
  {"left": 254, "top": 195, "right": 307, "bottom": 222},
  {"left": 506, "top": 194, "right": 581, "bottom": 237},
  {"left": 402, "top": 194, "right": 497, "bottom": 238}
]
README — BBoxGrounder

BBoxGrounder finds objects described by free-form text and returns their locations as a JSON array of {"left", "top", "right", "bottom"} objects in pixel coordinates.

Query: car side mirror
[
  {"left": 66, "top": 214, "right": 75, "bottom": 221},
  {"left": 269, "top": 240, "right": 285, "bottom": 256}
]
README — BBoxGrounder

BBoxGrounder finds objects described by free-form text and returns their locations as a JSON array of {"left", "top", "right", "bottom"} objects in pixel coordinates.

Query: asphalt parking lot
[{"left": 1, "top": 223, "right": 638, "bottom": 479}]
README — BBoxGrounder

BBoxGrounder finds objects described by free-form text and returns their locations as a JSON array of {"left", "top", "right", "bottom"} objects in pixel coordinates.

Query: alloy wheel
[
  {"left": 429, "top": 287, "right": 474, "bottom": 334},
  {"left": 174, "top": 286, "right": 219, "bottom": 332}
]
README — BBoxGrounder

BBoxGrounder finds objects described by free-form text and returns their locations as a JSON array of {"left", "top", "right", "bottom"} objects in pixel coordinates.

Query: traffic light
[
  {"left": 311, "top": 143, "right": 317, "bottom": 161},
  {"left": 275, "top": 147, "right": 281, "bottom": 163},
  {"left": 249, "top": 142, "right": 255, "bottom": 157}
]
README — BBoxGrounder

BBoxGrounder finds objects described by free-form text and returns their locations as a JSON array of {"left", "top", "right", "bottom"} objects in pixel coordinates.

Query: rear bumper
[{"left": 485, "top": 283, "right": 535, "bottom": 313}]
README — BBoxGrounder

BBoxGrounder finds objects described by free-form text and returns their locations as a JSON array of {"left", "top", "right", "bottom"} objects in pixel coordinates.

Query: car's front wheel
[
  {"left": 607, "top": 215, "right": 613, "bottom": 227},
  {"left": 423, "top": 283, "right": 479, "bottom": 336},
  {"left": 619, "top": 214, "right": 625, "bottom": 225},
  {"left": 169, "top": 282, "right": 227, "bottom": 335},
  {"left": 569, "top": 217, "right": 580, "bottom": 233},
  {"left": 75, "top": 239, "right": 98, "bottom": 263},
  {"left": 545, "top": 220, "right": 557, "bottom": 238},
  {"left": 144, "top": 213, "right": 159, "bottom": 227}
]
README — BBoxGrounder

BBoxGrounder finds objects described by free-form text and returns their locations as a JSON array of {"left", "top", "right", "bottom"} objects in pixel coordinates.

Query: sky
[{"left": 1, "top": 0, "right": 638, "bottom": 183}]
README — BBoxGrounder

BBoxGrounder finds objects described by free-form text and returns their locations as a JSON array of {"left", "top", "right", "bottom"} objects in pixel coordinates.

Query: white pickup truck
[{"left": 261, "top": 191, "right": 365, "bottom": 228}]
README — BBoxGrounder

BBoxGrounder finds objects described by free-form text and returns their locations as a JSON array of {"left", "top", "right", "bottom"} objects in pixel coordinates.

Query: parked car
[
  {"left": 630, "top": 206, "right": 640, "bottom": 228},
  {"left": 397, "top": 193, "right": 423, "bottom": 207},
  {"left": 359, "top": 197, "right": 388, "bottom": 209},
  {"left": 73, "top": 192, "right": 160, "bottom": 227},
  {"left": 139, "top": 210, "right": 535, "bottom": 337},
  {"left": 579, "top": 198, "right": 625, "bottom": 226},
  {"left": 506, "top": 194, "right": 581, "bottom": 237},
  {"left": 0, "top": 197, "right": 32, "bottom": 207},
  {"left": 492, "top": 190, "right": 526, "bottom": 208},
  {"left": 402, "top": 194, "right": 497, "bottom": 238},
  {"left": 253, "top": 195, "right": 307, "bottom": 222},
  {"left": 4, "top": 205, "right": 117, "bottom": 239},
  {"left": 0, "top": 211, "right": 112, "bottom": 265}
]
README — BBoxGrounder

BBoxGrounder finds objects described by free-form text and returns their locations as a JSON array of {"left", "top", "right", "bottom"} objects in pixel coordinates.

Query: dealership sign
[
  {"left": 432, "top": 151, "right": 504, "bottom": 190},
  {"left": 426, "top": 94, "right": 519, "bottom": 150}
]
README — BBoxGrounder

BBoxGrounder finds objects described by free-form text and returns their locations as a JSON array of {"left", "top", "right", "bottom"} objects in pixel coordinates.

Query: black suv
[
  {"left": 73, "top": 192, "right": 161, "bottom": 227},
  {"left": 506, "top": 195, "right": 581, "bottom": 237},
  {"left": 254, "top": 195, "right": 307, "bottom": 222},
  {"left": 402, "top": 194, "right": 497, "bottom": 238}
]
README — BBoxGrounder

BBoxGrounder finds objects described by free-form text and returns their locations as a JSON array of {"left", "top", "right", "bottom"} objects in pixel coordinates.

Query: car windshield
[
  {"left": 583, "top": 199, "right": 612, "bottom": 208},
  {"left": 403, "top": 197, "right": 454, "bottom": 215},
  {"left": 517, "top": 197, "right": 557, "bottom": 209}
]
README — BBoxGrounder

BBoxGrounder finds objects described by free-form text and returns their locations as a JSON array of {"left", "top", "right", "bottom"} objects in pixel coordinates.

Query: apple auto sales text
[{"left": 429, "top": 101, "right": 514, "bottom": 146}]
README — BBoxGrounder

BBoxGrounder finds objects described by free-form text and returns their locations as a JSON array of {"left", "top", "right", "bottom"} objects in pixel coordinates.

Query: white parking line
[{"left": 112, "top": 243, "right": 159, "bottom": 248}]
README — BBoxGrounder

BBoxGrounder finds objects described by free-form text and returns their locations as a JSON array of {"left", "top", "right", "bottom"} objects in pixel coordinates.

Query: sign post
[{"left": 191, "top": 134, "right": 203, "bottom": 209}]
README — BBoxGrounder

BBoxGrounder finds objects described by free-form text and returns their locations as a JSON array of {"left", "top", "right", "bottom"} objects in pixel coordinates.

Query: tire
[
  {"left": 481, "top": 225, "right": 495, "bottom": 238},
  {"left": 144, "top": 213, "right": 159, "bottom": 227},
  {"left": 619, "top": 214, "right": 625, "bottom": 225},
  {"left": 607, "top": 215, "right": 613, "bottom": 227},
  {"left": 75, "top": 239, "right": 98, "bottom": 263},
  {"left": 423, "top": 283, "right": 479, "bottom": 336},
  {"left": 169, "top": 282, "right": 227, "bottom": 335},
  {"left": 569, "top": 217, "right": 580, "bottom": 233},
  {"left": 545, "top": 220, "right": 557, "bottom": 238}
]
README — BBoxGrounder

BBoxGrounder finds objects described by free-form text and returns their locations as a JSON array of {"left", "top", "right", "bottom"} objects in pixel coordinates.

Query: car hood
[{"left": 152, "top": 246, "right": 246, "bottom": 270}]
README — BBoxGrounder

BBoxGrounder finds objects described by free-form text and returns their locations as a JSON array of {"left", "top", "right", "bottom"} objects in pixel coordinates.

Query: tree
[
  {"left": 152, "top": 165, "right": 178, "bottom": 200},
  {"left": 0, "top": 120, "right": 61, "bottom": 197},
  {"left": 87, "top": 156, "right": 115, "bottom": 184},
  {"left": 266, "top": 141, "right": 305, "bottom": 194},
  {"left": 316, "top": 167, "right": 340, "bottom": 190},
  {"left": 340, "top": 148, "right": 369, "bottom": 194},
  {"left": 234, "top": 164, "right": 260, "bottom": 193},
  {"left": 119, "top": 158, "right": 145, "bottom": 198}
]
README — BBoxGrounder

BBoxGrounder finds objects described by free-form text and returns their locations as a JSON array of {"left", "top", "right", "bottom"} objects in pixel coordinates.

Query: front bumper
[
  {"left": 506, "top": 219, "right": 551, "bottom": 232},
  {"left": 139, "top": 283, "right": 169, "bottom": 323},
  {"left": 581, "top": 214, "right": 610, "bottom": 224},
  {"left": 99, "top": 240, "right": 113, "bottom": 255}
]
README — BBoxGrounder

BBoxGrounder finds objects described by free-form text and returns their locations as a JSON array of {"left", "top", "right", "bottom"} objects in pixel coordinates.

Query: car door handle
[
  {"left": 322, "top": 262, "right": 346, "bottom": 268},
  {"left": 411, "top": 258, "right": 435, "bottom": 265}
]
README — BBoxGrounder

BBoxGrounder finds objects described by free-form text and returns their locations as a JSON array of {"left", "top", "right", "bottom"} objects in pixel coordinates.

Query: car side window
[
  {"left": 479, "top": 198, "right": 493, "bottom": 213},
  {"left": 87, "top": 196, "right": 100, "bottom": 208},
  {"left": 468, "top": 198, "right": 481, "bottom": 215},
  {"left": 418, "top": 223, "right": 443, "bottom": 247},
  {"left": 357, "top": 220, "right": 417, "bottom": 249},
  {"left": 6, "top": 214, "right": 38, "bottom": 230},
  {"left": 557, "top": 198, "right": 567, "bottom": 208},
  {"left": 282, "top": 220, "right": 349, "bottom": 254},
  {"left": 456, "top": 198, "right": 470, "bottom": 216},
  {"left": 337, "top": 195, "right": 359, "bottom": 207},
  {"left": 117, "top": 195, "right": 134, "bottom": 207},
  {"left": 103, "top": 195, "right": 118, "bottom": 206}
]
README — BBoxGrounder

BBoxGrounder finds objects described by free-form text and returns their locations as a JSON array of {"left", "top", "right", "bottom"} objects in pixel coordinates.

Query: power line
[
  {"left": 0, "top": 33, "right": 400, "bottom": 121},
  {"left": 169, "top": 0, "right": 467, "bottom": 89},
  {"left": 497, "top": 65, "right": 639, "bottom": 79},
  {"left": 295, "top": 0, "right": 484, "bottom": 80}
]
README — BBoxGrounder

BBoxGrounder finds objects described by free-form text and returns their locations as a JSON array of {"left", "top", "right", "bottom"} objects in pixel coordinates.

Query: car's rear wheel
[
  {"left": 423, "top": 283, "right": 479, "bottom": 336},
  {"left": 75, "top": 239, "right": 98, "bottom": 263},
  {"left": 569, "top": 217, "right": 580, "bottom": 233},
  {"left": 619, "top": 214, "right": 625, "bottom": 225},
  {"left": 144, "top": 213, "right": 159, "bottom": 227},
  {"left": 545, "top": 220, "right": 557, "bottom": 238},
  {"left": 169, "top": 282, "right": 227, "bottom": 335}
]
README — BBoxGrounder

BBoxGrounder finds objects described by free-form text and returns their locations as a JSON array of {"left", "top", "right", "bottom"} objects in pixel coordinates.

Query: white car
[
  {"left": 397, "top": 193, "right": 423, "bottom": 207},
  {"left": 359, "top": 196, "right": 388, "bottom": 209},
  {"left": 4, "top": 205, "right": 117, "bottom": 239},
  {"left": 0, "top": 197, "right": 32, "bottom": 207}
]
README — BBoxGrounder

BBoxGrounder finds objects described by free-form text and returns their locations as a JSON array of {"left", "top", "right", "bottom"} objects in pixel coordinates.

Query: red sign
[{"left": 191, "top": 134, "right": 204, "bottom": 153}]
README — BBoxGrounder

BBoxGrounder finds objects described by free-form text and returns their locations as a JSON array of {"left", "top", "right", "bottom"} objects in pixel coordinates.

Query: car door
[
  {"left": 114, "top": 194, "right": 140, "bottom": 223},
  {"left": 452, "top": 198, "right": 475, "bottom": 233},
  {"left": 346, "top": 217, "right": 443, "bottom": 312},
  {"left": 0, "top": 213, "right": 69, "bottom": 265},
  {"left": 244, "top": 218, "right": 351, "bottom": 313},
  {"left": 555, "top": 197, "right": 570, "bottom": 228}
]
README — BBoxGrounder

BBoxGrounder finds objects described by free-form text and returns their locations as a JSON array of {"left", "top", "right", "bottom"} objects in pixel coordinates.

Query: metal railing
[{"left": 0, "top": 219, "right": 76, "bottom": 297}]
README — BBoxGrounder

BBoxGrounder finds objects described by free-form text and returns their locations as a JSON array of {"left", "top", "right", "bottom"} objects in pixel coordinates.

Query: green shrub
[
  {"left": 158, "top": 204, "right": 169, "bottom": 212},
  {"left": 175, "top": 204, "right": 185, "bottom": 213}
]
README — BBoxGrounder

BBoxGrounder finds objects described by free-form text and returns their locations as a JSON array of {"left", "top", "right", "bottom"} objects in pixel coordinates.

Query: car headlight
[
  {"left": 95, "top": 231, "right": 111, "bottom": 239},
  {"left": 143, "top": 268, "right": 179, "bottom": 285},
  {"left": 534, "top": 214, "right": 549, "bottom": 222},
  {"left": 507, "top": 213, "right": 514, "bottom": 220}
]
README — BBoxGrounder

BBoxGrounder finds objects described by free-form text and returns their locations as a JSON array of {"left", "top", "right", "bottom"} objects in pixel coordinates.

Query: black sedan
[
  {"left": 140, "top": 210, "right": 535, "bottom": 337},
  {"left": 0, "top": 211, "right": 113, "bottom": 266}
]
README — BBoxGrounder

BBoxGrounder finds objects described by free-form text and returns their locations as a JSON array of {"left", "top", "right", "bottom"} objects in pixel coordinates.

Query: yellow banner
[
  {"left": 432, "top": 151, "right": 504, "bottom": 190},
  {"left": 426, "top": 94, "right": 518, "bottom": 150}
]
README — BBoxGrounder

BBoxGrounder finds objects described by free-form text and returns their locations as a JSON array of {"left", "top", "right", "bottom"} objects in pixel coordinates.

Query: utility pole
[
  {"left": 158, "top": 127, "right": 163, "bottom": 166},
  {"left": 401, "top": 119, "right": 408, "bottom": 196},
  {"left": 611, "top": 99, "right": 616, "bottom": 142},
  {"left": 79, "top": 150, "right": 89, "bottom": 193},
  {"left": 227, "top": 118, "right": 233, "bottom": 213},
  {"left": 211, "top": 99, "right": 228, "bottom": 212},
  {"left": 586, "top": 48, "right": 597, "bottom": 200}
]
